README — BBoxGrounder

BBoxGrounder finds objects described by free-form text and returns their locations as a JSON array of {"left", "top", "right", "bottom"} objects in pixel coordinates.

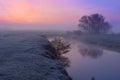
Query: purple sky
[{"left": 0, "top": 0, "right": 120, "bottom": 32}]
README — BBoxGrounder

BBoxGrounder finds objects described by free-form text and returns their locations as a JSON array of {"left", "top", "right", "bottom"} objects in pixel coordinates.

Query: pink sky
[{"left": 0, "top": 0, "right": 120, "bottom": 31}]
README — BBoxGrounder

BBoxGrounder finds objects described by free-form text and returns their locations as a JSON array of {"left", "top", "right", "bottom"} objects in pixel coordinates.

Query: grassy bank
[{"left": 0, "top": 31, "right": 71, "bottom": 80}]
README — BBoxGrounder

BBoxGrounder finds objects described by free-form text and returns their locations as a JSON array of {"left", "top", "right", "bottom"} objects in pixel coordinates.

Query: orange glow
[
  {"left": 0, "top": 0, "right": 86, "bottom": 24},
  {"left": 0, "top": 0, "right": 42, "bottom": 23}
]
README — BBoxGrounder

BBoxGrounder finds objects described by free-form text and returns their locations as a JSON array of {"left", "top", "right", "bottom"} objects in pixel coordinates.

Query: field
[{"left": 0, "top": 31, "right": 70, "bottom": 80}]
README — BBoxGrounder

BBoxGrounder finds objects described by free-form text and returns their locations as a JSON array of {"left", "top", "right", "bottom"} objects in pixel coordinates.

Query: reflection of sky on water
[{"left": 64, "top": 40, "right": 120, "bottom": 80}]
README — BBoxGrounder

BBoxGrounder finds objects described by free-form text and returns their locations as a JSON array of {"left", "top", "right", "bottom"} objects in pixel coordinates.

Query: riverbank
[
  {"left": 0, "top": 32, "right": 71, "bottom": 80},
  {"left": 62, "top": 34, "right": 120, "bottom": 53}
]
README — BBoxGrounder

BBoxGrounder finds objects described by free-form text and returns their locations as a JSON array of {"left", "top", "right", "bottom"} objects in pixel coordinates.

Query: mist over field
[
  {"left": 0, "top": 0, "right": 120, "bottom": 80},
  {"left": 0, "top": 22, "right": 120, "bottom": 33}
]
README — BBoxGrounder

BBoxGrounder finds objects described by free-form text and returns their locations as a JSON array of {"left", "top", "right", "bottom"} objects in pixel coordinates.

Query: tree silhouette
[{"left": 78, "top": 13, "right": 112, "bottom": 34}]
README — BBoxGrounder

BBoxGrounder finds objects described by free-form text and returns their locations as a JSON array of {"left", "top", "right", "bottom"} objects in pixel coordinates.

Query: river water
[{"left": 65, "top": 40, "right": 120, "bottom": 80}]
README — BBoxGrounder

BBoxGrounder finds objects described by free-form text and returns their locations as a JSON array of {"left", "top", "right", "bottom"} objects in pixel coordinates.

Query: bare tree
[
  {"left": 50, "top": 37, "right": 71, "bottom": 67},
  {"left": 78, "top": 13, "right": 112, "bottom": 34}
]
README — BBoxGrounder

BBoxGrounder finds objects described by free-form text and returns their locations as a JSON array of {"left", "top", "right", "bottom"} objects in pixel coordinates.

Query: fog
[{"left": 0, "top": 22, "right": 120, "bottom": 33}]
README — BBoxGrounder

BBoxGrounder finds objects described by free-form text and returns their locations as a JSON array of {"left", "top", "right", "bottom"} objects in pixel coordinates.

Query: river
[{"left": 64, "top": 40, "right": 120, "bottom": 80}]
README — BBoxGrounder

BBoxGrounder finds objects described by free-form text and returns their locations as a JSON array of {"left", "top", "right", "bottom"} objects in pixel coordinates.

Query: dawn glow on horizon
[{"left": 0, "top": 0, "right": 120, "bottom": 31}]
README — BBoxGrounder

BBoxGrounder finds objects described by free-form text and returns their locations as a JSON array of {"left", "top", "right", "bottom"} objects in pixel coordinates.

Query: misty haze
[{"left": 0, "top": 0, "right": 120, "bottom": 80}]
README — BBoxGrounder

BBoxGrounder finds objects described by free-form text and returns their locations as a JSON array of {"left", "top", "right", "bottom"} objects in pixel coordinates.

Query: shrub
[{"left": 50, "top": 37, "right": 71, "bottom": 67}]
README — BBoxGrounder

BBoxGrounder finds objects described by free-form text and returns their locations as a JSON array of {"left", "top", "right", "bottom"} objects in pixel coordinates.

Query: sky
[{"left": 0, "top": 0, "right": 120, "bottom": 32}]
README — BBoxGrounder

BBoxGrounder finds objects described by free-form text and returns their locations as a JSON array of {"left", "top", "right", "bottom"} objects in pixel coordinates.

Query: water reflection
[
  {"left": 78, "top": 45, "right": 103, "bottom": 59},
  {"left": 61, "top": 40, "right": 120, "bottom": 80}
]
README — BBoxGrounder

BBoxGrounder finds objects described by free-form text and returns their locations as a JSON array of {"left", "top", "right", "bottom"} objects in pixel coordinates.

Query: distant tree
[{"left": 78, "top": 13, "right": 112, "bottom": 34}]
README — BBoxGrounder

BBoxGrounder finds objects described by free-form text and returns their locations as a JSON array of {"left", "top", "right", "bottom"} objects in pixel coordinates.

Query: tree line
[{"left": 78, "top": 13, "right": 112, "bottom": 34}]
